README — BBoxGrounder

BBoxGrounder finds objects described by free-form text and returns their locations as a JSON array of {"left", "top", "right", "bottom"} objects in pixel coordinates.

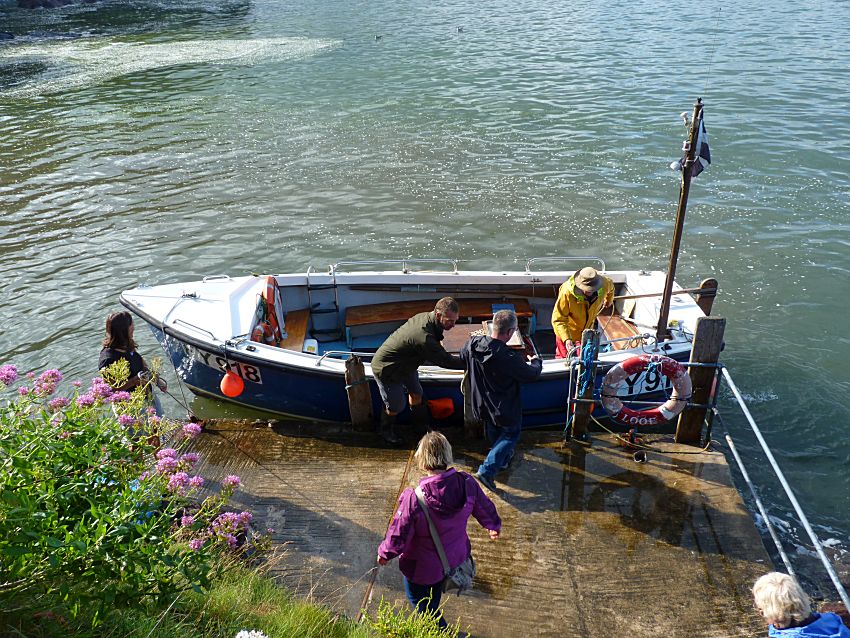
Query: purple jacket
[{"left": 378, "top": 468, "right": 501, "bottom": 586}]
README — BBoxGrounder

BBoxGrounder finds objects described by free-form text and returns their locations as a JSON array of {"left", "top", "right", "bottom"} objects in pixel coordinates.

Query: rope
[
  {"left": 357, "top": 448, "right": 416, "bottom": 622},
  {"left": 344, "top": 379, "right": 370, "bottom": 391},
  {"left": 589, "top": 413, "right": 716, "bottom": 455},
  {"left": 577, "top": 337, "right": 598, "bottom": 398},
  {"left": 159, "top": 334, "right": 196, "bottom": 419}
]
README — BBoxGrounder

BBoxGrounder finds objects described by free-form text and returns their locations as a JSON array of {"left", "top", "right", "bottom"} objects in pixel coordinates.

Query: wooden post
[
  {"left": 570, "top": 329, "right": 599, "bottom": 439},
  {"left": 345, "top": 356, "right": 373, "bottom": 431},
  {"left": 675, "top": 316, "right": 725, "bottom": 443},
  {"left": 462, "top": 372, "right": 484, "bottom": 439},
  {"left": 695, "top": 278, "right": 718, "bottom": 315}
]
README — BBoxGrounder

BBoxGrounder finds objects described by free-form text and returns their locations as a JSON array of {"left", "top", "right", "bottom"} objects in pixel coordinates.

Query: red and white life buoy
[
  {"left": 263, "top": 276, "right": 284, "bottom": 345},
  {"left": 251, "top": 320, "right": 276, "bottom": 345},
  {"left": 250, "top": 276, "right": 286, "bottom": 346},
  {"left": 601, "top": 355, "right": 692, "bottom": 427}
]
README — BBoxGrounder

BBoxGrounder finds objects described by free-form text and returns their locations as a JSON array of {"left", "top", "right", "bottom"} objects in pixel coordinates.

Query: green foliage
[
  {"left": 367, "top": 598, "right": 462, "bottom": 638},
  {"left": 0, "top": 364, "right": 464, "bottom": 638},
  {"left": 0, "top": 364, "right": 259, "bottom": 627}
]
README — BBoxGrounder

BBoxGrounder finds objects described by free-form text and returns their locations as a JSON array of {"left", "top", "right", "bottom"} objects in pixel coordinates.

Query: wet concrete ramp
[{"left": 194, "top": 423, "right": 768, "bottom": 637}]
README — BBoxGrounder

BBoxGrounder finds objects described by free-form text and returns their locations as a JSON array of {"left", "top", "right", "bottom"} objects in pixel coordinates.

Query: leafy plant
[
  {"left": 368, "top": 598, "right": 463, "bottom": 638},
  {"left": 0, "top": 363, "right": 263, "bottom": 626}
]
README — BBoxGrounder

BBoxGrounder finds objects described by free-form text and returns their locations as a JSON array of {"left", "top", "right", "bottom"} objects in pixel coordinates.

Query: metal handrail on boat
[
  {"left": 525, "top": 256, "right": 606, "bottom": 274},
  {"left": 721, "top": 367, "right": 850, "bottom": 611},
  {"left": 328, "top": 259, "right": 459, "bottom": 275},
  {"left": 172, "top": 319, "right": 218, "bottom": 341},
  {"left": 314, "top": 350, "right": 377, "bottom": 366}
]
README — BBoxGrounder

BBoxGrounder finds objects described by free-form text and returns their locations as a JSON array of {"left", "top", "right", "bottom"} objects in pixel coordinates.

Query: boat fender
[
  {"left": 220, "top": 370, "right": 244, "bottom": 398},
  {"left": 601, "top": 354, "right": 691, "bottom": 427},
  {"left": 427, "top": 397, "right": 455, "bottom": 420}
]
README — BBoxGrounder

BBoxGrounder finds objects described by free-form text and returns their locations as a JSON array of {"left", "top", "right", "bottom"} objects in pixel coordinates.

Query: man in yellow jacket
[{"left": 551, "top": 267, "right": 614, "bottom": 358}]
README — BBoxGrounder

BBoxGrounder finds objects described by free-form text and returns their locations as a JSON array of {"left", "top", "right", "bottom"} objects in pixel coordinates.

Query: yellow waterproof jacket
[{"left": 551, "top": 275, "right": 614, "bottom": 343}]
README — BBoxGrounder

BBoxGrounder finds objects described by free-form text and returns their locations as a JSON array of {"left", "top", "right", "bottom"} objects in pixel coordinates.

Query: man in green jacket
[{"left": 371, "top": 297, "right": 465, "bottom": 443}]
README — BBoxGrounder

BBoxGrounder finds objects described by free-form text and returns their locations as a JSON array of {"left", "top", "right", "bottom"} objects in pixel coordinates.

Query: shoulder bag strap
[{"left": 414, "top": 486, "right": 451, "bottom": 576}]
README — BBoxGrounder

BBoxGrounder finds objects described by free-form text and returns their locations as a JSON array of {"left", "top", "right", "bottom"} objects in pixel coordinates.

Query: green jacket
[{"left": 371, "top": 311, "right": 465, "bottom": 382}]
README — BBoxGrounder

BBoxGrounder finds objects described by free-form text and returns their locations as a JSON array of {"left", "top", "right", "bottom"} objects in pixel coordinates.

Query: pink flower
[
  {"left": 109, "top": 391, "right": 132, "bottom": 403},
  {"left": 18, "top": 386, "right": 29, "bottom": 397},
  {"left": 75, "top": 393, "right": 96, "bottom": 407},
  {"left": 88, "top": 377, "right": 113, "bottom": 399},
  {"left": 179, "top": 452, "right": 199, "bottom": 467},
  {"left": 225, "top": 534, "right": 238, "bottom": 549},
  {"left": 48, "top": 397, "right": 70, "bottom": 411},
  {"left": 188, "top": 475, "right": 204, "bottom": 489},
  {"left": 222, "top": 475, "right": 241, "bottom": 489},
  {"left": 0, "top": 364, "right": 18, "bottom": 385},
  {"left": 189, "top": 538, "right": 205, "bottom": 551},
  {"left": 26, "top": 371, "right": 35, "bottom": 380},
  {"left": 156, "top": 448, "right": 177, "bottom": 460},
  {"left": 58, "top": 431, "right": 71, "bottom": 440},
  {"left": 181, "top": 515, "right": 195, "bottom": 527},
  {"left": 156, "top": 457, "right": 178, "bottom": 474},
  {"left": 118, "top": 414, "right": 137, "bottom": 427},
  {"left": 72, "top": 380, "right": 82, "bottom": 387},
  {"left": 238, "top": 511, "right": 253, "bottom": 525},
  {"left": 182, "top": 422, "right": 202, "bottom": 438},
  {"left": 167, "top": 472, "right": 189, "bottom": 492}
]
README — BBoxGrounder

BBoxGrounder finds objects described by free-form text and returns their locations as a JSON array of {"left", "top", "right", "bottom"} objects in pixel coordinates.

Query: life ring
[
  {"left": 261, "top": 275, "right": 288, "bottom": 346},
  {"left": 601, "top": 355, "right": 692, "bottom": 427},
  {"left": 251, "top": 320, "right": 276, "bottom": 345}
]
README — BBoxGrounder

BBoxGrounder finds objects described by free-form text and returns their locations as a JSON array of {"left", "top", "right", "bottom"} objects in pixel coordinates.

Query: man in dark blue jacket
[{"left": 460, "top": 309, "right": 542, "bottom": 490}]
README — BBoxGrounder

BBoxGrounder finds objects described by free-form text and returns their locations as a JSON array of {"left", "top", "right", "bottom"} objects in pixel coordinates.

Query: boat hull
[{"left": 151, "top": 323, "right": 683, "bottom": 429}]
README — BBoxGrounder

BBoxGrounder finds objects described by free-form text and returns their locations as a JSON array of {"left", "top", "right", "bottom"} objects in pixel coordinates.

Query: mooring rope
[{"left": 356, "top": 448, "right": 416, "bottom": 622}]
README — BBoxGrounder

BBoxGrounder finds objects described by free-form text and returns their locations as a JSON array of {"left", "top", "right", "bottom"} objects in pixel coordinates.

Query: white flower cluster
[{"left": 235, "top": 631, "right": 269, "bottom": 638}]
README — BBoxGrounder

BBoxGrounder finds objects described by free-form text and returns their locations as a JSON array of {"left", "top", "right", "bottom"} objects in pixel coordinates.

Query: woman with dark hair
[{"left": 99, "top": 311, "right": 166, "bottom": 395}]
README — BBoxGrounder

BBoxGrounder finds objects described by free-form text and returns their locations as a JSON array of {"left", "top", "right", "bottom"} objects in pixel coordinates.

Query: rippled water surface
[{"left": 2, "top": 0, "right": 849, "bottom": 587}]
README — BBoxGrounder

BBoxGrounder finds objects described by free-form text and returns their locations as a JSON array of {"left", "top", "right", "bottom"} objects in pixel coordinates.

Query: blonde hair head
[
  {"left": 752, "top": 572, "right": 811, "bottom": 627},
  {"left": 414, "top": 431, "right": 453, "bottom": 472}
]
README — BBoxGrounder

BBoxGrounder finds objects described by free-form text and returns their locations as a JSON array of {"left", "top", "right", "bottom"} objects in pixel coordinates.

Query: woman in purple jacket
[{"left": 378, "top": 432, "right": 501, "bottom": 628}]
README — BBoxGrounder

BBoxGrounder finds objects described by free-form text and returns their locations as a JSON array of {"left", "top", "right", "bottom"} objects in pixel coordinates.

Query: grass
[{"left": 1, "top": 559, "right": 461, "bottom": 638}]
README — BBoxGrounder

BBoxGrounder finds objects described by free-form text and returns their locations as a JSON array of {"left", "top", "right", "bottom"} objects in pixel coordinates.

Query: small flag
[
  {"left": 670, "top": 110, "right": 711, "bottom": 179},
  {"left": 691, "top": 112, "right": 711, "bottom": 178}
]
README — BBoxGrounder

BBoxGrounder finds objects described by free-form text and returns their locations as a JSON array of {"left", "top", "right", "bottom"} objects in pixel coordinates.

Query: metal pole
[
  {"left": 725, "top": 434, "right": 796, "bottom": 577},
  {"left": 656, "top": 98, "right": 703, "bottom": 343},
  {"left": 722, "top": 367, "right": 850, "bottom": 610}
]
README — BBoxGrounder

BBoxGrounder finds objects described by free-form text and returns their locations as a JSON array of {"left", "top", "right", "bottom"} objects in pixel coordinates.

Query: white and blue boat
[{"left": 120, "top": 258, "right": 713, "bottom": 428}]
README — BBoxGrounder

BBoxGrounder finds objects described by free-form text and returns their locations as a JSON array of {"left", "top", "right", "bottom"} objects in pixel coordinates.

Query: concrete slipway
[{"left": 190, "top": 421, "right": 770, "bottom": 638}]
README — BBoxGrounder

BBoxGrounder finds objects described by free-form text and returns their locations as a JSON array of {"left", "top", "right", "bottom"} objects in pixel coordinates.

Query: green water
[{"left": 1, "top": 0, "right": 849, "bottom": 588}]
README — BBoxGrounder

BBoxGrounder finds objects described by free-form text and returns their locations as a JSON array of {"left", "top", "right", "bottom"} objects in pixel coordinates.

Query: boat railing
[
  {"left": 719, "top": 367, "right": 850, "bottom": 611},
  {"left": 172, "top": 319, "right": 218, "bottom": 341},
  {"left": 314, "top": 350, "right": 377, "bottom": 366},
  {"left": 326, "top": 259, "right": 460, "bottom": 275},
  {"left": 525, "top": 256, "right": 606, "bottom": 274}
]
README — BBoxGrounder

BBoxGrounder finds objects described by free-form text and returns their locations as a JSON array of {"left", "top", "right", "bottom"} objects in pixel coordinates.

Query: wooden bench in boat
[
  {"left": 279, "top": 308, "right": 310, "bottom": 352},
  {"left": 344, "top": 298, "right": 534, "bottom": 328},
  {"left": 598, "top": 312, "right": 641, "bottom": 351}
]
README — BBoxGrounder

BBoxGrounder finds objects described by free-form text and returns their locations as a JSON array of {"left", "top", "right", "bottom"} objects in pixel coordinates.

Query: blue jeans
[
  {"left": 477, "top": 421, "right": 521, "bottom": 479},
  {"left": 403, "top": 576, "right": 447, "bottom": 629}
]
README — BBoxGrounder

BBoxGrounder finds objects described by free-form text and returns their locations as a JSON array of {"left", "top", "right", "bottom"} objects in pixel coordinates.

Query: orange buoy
[{"left": 220, "top": 370, "right": 244, "bottom": 397}]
